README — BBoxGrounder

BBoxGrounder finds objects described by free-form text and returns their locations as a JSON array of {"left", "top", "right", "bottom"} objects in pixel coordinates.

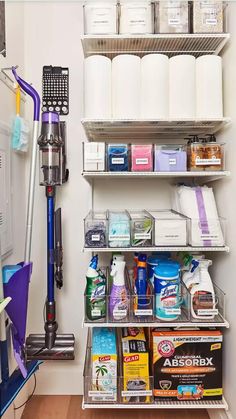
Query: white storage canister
[
  {"left": 84, "top": 1, "right": 117, "bottom": 35},
  {"left": 119, "top": 1, "right": 153, "bottom": 34}
]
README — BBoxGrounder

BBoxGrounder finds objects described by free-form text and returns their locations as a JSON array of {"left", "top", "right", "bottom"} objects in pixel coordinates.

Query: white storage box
[
  {"left": 119, "top": 1, "right": 154, "bottom": 34},
  {"left": 83, "top": 142, "right": 105, "bottom": 171},
  {"left": 84, "top": 1, "right": 118, "bottom": 35},
  {"left": 148, "top": 210, "right": 188, "bottom": 246}
]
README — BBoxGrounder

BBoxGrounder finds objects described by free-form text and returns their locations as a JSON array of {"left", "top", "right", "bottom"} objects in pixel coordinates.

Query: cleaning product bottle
[
  {"left": 108, "top": 253, "right": 124, "bottom": 286},
  {"left": 109, "top": 260, "right": 128, "bottom": 321},
  {"left": 190, "top": 259, "right": 216, "bottom": 320},
  {"left": 136, "top": 254, "right": 149, "bottom": 310},
  {"left": 154, "top": 262, "right": 181, "bottom": 321},
  {"left": 85, "top": 255, "right": 106, "bottom": 321}
]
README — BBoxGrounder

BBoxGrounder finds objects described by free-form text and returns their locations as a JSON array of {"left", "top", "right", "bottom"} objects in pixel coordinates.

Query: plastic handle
[
  {"left": 16, "top": 85, "right": 21, "bottom": 115},
  {"left": 12, "top": 67, "right": 40, "bottom": 121}
]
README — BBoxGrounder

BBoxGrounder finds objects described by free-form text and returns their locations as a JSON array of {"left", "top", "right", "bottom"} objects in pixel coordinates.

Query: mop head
[
  {"left": 11, "top": 116, "right": 30, "bottom": 153},
  {"left": 26, "top": 334, "right": 75, "bottom": 360}
]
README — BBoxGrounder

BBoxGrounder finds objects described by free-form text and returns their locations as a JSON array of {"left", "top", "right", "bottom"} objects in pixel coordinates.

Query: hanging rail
[{"left": 0, "top": 66, "right": 26, "bottom": 102}]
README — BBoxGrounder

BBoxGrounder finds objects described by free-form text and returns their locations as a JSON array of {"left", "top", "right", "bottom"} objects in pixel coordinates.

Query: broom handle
[{"left": 12, "top": 67, "right": 41, "bottom": 263}]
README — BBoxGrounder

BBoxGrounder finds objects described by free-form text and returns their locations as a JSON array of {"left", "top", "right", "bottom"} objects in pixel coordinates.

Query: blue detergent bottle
[
  {"left": 136, "top": 254, "right": 149, "bottom": 309},
  {"left": 154, "top": 262, "right": 181, "bottom": 321}
]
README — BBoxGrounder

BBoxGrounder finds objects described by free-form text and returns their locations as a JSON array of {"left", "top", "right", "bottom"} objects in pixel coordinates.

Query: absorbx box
[
  {"left": 121, "top": 327, "right": 150, "bottom": 403},
  {"left": 152, "top": 330, "right": 223, "bottom": 401},
  {"left": 91, "top": 328, "right": 117, "bottom": 402}
]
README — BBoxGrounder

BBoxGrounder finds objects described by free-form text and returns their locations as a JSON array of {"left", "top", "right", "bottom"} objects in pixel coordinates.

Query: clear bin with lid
[
  {"left": 193, "top": 1, "right": 226, "bottom": 34},
  {"left": 155, "top": 1, "right": 190, "bottom": 34}
]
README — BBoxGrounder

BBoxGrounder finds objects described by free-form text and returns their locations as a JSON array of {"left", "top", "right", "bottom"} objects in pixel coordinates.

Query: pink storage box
[{"left": 131, "top": 144, "right": 153, "bottom": 172}]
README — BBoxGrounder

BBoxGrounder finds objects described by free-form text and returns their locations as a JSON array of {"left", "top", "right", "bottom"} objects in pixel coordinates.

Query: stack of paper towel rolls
[{"left": 84, "top": 54, "right": 223, "bottom": 119}]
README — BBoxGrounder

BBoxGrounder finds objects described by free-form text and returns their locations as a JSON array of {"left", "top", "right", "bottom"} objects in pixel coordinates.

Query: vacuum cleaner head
[{"left": 26, "top": 334, "right": 75, "bottom": 361}]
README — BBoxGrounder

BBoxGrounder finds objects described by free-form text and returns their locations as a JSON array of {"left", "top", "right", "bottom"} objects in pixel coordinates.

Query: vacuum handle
[
  {"left": 55, "top": 208, "right": 63, "bottom": 289},
  {"left": 12, "top": 67, "right": 40, "bottom": 121}
]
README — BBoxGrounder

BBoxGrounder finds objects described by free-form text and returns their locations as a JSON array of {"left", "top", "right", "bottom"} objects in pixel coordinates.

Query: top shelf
[{"left": 81, "top": 33, "right": 230, "bottom": 59}]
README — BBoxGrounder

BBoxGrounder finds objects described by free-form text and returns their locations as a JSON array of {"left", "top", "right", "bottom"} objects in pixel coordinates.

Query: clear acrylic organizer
[
  {"left": 130, "top": 210, "right": 154, "bottom": 247},
  {"left": 84, "top": 211, "right": 108, "bottom": 248}
]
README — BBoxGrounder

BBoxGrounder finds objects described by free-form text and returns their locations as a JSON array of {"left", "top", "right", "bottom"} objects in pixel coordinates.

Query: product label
[
  {"left": 135, "top": 158, "right": 148, "bottom": 165},
  {"left": 134, "top": 232, "right": 151, "bottom": 240},
  {"left": 111, "top": 157, "right": 124, "bottom": 165},
  {"left": 165, "top": 308, "right": 181, "bottom": 315},
  {"left": 91, "top": 308, "right": 101, "bottom": 317},
  {"left": 113, "top": 309, "right": 127, "bottom": 318},
  {"left": 206, "top": 18, "right": 217, "bottom": 25},
  {"left": 197, "top": 309, "right": 219, "bottom": 316},
  {"left": 135, "top": 309, "right": 153, "bottom": 316},
  {"left": 122, "top": 390, "right": 152, "bottom": 397},
  {"left": 109, "top": 234, "right": 130, "bottom": 241},
  {"left": 169, "top": 18, "right": 181, "bottom": 25},
  {"left": 86, "top": 157, "right": 104, "bottom": 163},
  {"left": 169, "top": 158, "right": 177, "bottom": 166},
  {"left": 196, "top": 158, "right": 221, "bottom": 166},
  {"left": 91, "top": 234, "right": 101, "bottom": 242},
  {"left": 89, "top": 390, "right": 114, "bottom": 397}
]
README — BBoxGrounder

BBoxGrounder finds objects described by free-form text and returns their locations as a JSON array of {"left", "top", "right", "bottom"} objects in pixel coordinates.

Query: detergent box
[
  {"left": 121, "top": 327, "right": 151, "bottom": 403},
  {"left": 91, "top": 328, "right": 117, "bottom": 402},
  {"left": 152, "top": 330, "right": 223, "bottom": 401}
]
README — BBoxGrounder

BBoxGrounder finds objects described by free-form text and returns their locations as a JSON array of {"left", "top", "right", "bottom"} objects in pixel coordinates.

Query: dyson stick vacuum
[{"left": 26, "top": 112, "right": 75, "bottom": 360}]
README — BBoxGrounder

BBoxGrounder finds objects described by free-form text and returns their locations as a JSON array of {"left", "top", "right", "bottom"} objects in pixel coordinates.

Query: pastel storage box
[
  {"left": 154, "top": 144, "right": 187, "bottom": 172},
  {"left": 149, "top": 210, "right": 188, "bottom": 246},
  {"left": 155, "top": 1, "right": 190, "bottom": 34},
  {"left": 83, "top": 142, "right": 105, "bottom": 172},
  {"left": 131, "top": 144, "right": 153, "bottom": 172},
  {"left": 84, "top": 211, "right": 107, "bottom": 248},
  {"left": 84, "top": 1, "right": 118, "bottom": 34},
  {"left": 107, "top": 144, "right": 129, "bottom": 172},
  {"left": 108, "top": 210, "right": 131, "bottom": 248}
]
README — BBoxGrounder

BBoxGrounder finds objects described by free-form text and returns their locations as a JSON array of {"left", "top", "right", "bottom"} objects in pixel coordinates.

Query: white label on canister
[
  {"left": 122, "top": 390, "right": 152, "bottom": 397},
  {"left": 169, "top": 18, "right": 181, "bottom": 25},
  {"left": 91, "top": 308, "right": 101, "bottom": 317},
  {"left": 169, "top": 158, "right": 177, "bottom": 166},
  {"left": 165, "top": 308, "right": 181, "bottom": 315},
  {"left": 135, "top": 158, "right": 148, "bottom": 165},
  {"left": 197, "top": 309, "right": 219, "bottom": 316},
  {"left": 86, "top": 157, "right": 104, "bottom": 163},
  {"left": 109, "top": 234, "right": 130, "bottom": 241},
  {"left": 91, "top": 234, "right": 101, "bottom": 242},
  {"left": 134, "top": 233, "right": 151, "bottom": 240},
  {"left": 111, "top": 157, "right": 124, "bottom": 165},
  {"left": 135, "top": 309, "right": 153, "bottom": 316}
]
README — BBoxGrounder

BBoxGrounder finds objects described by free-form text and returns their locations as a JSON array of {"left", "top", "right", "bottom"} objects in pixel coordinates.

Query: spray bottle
[
  {"left": 109, "top": 260, "right": 128, "bottom": 320},
  {"left": 85, "top": 255, "right": 106, "bottom": 321},
  {"left": 136, "top": 254, "right": 149, "bottom": 310},
  {"left": 190, "top": 259, "right": 216, "bottom": 319}
]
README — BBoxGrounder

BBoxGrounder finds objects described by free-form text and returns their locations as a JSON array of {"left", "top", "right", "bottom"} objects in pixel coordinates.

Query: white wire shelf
[
  {"left": 82, "top": 170, "right": 230, "bottom": 182},
  {"left": 83, "top": 316, "right": 229, "bottom": 329},
  {"left": 81, "top": 118, "right": 231, "bottom": 141},
  {"left": 81, "top": 33, "right": 230, "bottom": 59},
  {"left": 82, "top": 397, "right": 228, "bottom": 410},
  {"left": 83, "top": 245, "right": 230, "bottom": 253}
]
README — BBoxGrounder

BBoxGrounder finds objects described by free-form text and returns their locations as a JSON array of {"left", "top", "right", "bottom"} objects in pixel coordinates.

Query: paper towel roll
[
  {"left": 141, "top": 54, "right": 169, "bottom": 119},
  {"left": 84, "top": 55, "right": 112, "bottom": 118},
  {"left": 169, "top": 55, "right": 196, "bottom": 119},
  {"left": 196, "top": 55, "right": 223, "bottom": 119},
  {"left": 112, "top": 54, "right": 141, "bottom": 118}
]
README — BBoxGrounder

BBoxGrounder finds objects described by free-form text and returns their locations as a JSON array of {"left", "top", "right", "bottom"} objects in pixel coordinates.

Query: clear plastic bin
[
  {"left": 83, "top": 142, "right": 106, "bottom": 172},
  {"left": 108, "top": 210, "right": 131, "bottom": 248},
  {"left": 129, "top": 210, "right": 154, "bottom": 247},
  {"left": 84, "top": 211, "right": 107, "bottom": 248},
  {"left": 187, "top": 141, "right": 225, "bottom": 172},
  {"left": 155, "top": 1, "right": 190, "bottom": 34},
  {"left": 193, "top": 1, "right": 226, "bottom": 34},
  {"left": 148, "top": 210, "right": 188, "bottom": 246},
  {"left": 188, "top": 217, "right": 226, "bottom": 247},
  {"left": 131, "top": 144, "right": 153, "bottom": 172},
  {"left": 154, "top": 144, "right": 187, "bottom": 172},
  {"left": 154, "top": 280, "right": 191, "bottom": 322},
  {"left": 107, "top": 143, "right": 129, "bottom": 172},
  {"left": 84, "top": 266, "right": 107, "bottom": 323},
  {"left": 189, "top": 282, "right": 226, "bottom": 323}
]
